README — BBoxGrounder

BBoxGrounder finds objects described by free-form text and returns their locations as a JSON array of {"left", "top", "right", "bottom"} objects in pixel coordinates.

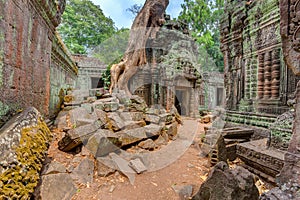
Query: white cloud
[{"left": 91, "top": 0, "right": 184, "bottom": 28}]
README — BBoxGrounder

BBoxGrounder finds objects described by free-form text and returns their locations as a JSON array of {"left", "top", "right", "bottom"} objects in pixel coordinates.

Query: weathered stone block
[
  {"left": 103, "top": 102, "right": 119, "bottom": 112},
  {"left": 144, "top": 124, "right": 163, "bottom": 137},
  {"left": 192, "top": 162, "right": 259, "bottom": 200},
  {"left": 145, "top": 114, "right": 161, "bottom": 124},
  {"left": 117, "top": 127, "right": 147, "bottom": 146},
  {"left": 0, "top": 107, "right": 52, "bottom": 199},
  {"left": 85, "top": 129, "right": 121, "bottom": 157},
  {"left": 96, "top": 157, "right": 116, "bottom": 177},
  {"left": 124, "top": 120, "right": 146, "bottom": 130},
  {"left": 70, "top": 158, "right": 94, "bottom": 184},
  {"left": 138, "top": 139, "right": 156, "bottom": 150},
  {"left": 58, "top": 123, "right": 99, "bottom": 152},
  {"left": 35, "top": 173, "right": 76, "bottom": 200},
  {"left": 166, "top": 121, "right": 178, "bottom": 140},
  {"left": 129, "top": 158, "right": 147, "bottom": 174},
  {"left": 106, "top": 112, "right": 125, "bottom": 131}
]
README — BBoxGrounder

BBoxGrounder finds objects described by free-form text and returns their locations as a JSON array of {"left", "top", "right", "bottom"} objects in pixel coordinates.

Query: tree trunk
[{"left": 109, "top": 0, "right": 169, "bottom": 95}]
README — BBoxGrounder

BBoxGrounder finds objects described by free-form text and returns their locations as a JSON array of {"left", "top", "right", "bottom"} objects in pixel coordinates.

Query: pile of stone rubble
[{"left": 57, "top": 90, "right": 180, "bottom": 171}]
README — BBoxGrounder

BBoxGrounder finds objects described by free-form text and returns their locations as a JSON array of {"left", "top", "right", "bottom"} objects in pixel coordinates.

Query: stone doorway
[
  {"left": 175, "top": 89, "right": 189, "bottom": 116},
  {"left": 91, "top": 77, "right": 104, "bottom": 89}
]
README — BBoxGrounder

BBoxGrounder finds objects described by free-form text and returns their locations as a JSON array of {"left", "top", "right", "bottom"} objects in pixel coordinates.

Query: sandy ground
[{"left": 47, "top": 118, "right": 211, "bottom": 200}]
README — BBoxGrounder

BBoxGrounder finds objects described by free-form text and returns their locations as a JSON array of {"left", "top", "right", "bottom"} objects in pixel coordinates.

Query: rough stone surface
[
  {"left": 192, "top": 162, "right": 259, "bottom": 200},
  {"left": 0, "top": 0, "right": 77, "bottom": 120},
  {"left": 96, "top": 158, "right": 116, "bottom": 177},
  {"left": 71, "top": 158, "right": 94, "bottom": 184},
  {"left": 172, "top": 184, "right": 193, "bottom": 200},
  {"left": 85, "top": 130, "right": 121, "bottom": 157},
  {"left": 145, "top": 114, "right": 161, "bottom": 124},
  {"left": 106, "top": 112, "right": 125, "bottom": 131},
  {"left": 0, "top": 107, "right": 52, "bottom": 199},
  {"left": 117, "top": 127, "right": 147, "bottom": 146},
  {"left": 138, "top": 139, "right": 157, "bottom": 150},
  {"left": 36, "top": 173, "right": 77, "bottom": 200},
  {"left": 110, "top": 153, "right": 136, "bottom": 185},
  {"left": 166, "top": 121, "right": 178, "bottom": 140},
  {"left": 144, "top": 124, "right": 163, "bottom": 137},
  {"left": 41, "top": 161, "right": 67, "bottom": 175},
  {"left": 129, "top": 158, "right": 147, "bottom": 174}
]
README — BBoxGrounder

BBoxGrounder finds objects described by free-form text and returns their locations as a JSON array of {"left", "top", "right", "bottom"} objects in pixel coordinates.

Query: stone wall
[
  {"left": 221, "top": 0, "right": 299, "bottom": 115},
  {"left": 0, "top": 0, "right": 77, "bottom": 123},
  {"left": 50, "top": 34, "right": 77, "bottom": 118}
]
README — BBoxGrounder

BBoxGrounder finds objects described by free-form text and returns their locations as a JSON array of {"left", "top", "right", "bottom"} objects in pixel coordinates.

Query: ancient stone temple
[
  {"left": 72, "top": 54, "right": 107, "bottom": 91},
  {"left": 221, "top": 0, "right": 299, "bottom": 117},
  {"left": 129, "top": 17, "right": 201, "bottom": 118},
  {"left": 0, "top": 0, "right": 77, "bottom": 123},
  {"left": 219, "top": 0, "right": 300, "bottom": 186}
]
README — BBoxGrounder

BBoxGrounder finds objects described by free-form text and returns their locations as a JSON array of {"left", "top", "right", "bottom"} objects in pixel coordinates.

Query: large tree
[
  {"left": 109, "top": 0, "right": 169, "bottom": 95},
  {"left": 58, "top": 0, "right": 116, "bottom": 54},
  {"left": 178, "top": 0, "right": 224, "bottom": 71}
]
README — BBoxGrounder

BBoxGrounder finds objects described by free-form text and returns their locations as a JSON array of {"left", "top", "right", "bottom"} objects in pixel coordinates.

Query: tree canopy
[
  {"left": 178, "top": 0, "right": 224, "bottom": 71},
  {"left": 58, "top": 0, "right": 116, "bottom": 54}
]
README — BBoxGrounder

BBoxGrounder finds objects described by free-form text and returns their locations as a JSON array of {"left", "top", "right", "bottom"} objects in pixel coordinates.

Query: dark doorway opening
[
  {"left": 91, "top": 77, "right": 104, "bottom": 88},
  {"left": 217, "top": 88, "right": 223, "bottom": 106},
  {"left": 175, "top": 90, "right": 186, "bottom": 115}
]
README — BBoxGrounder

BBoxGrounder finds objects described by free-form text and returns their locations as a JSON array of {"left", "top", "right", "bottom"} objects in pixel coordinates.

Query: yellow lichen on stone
[{"left": 0, "top": 119, "right": 52, "bottom": 199}]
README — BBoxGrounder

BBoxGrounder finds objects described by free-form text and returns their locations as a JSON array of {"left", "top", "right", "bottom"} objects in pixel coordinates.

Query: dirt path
[{"left": 47, "top": 119, "right": 211, "bottom": 200}]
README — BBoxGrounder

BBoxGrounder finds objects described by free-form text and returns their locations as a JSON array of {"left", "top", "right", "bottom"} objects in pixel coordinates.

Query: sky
[{"left": 90, "top": 0, "right": 185, "bottom": 29}]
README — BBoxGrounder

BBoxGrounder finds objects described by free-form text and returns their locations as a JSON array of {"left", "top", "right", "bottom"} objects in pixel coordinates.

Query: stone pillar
[
  {"left": 271, "top": 49, "right": 280, "bottom": 99},
  {"left": 263, "top": 52, "right": 272, "bottom": 99},
  {"left": 258, "top": 54, "right": 265, "bottom": 99}
]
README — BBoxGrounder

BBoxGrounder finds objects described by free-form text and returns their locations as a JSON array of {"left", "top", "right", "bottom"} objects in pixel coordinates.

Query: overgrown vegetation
[
  {"left": 58, "top": 0, "right": 116, "bottom": 54},
  {"left": 178, "top": 0, "right": 224, "bottom": 72}
]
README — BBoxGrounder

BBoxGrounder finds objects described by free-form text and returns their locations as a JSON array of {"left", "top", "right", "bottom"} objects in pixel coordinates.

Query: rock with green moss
[{"left": 0, "top": 107, "right": 52, "bottom": 199}]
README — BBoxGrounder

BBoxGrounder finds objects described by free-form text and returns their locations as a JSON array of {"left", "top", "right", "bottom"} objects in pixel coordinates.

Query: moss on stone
[{"left": 0, "top": 119, "right": 52, "bottom": 199}]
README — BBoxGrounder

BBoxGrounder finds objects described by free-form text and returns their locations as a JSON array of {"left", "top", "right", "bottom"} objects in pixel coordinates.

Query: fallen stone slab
[
  {"left": 34, "top": 173, "right": 76, "bottom": 200},
  {"left": 106, "top": 112, "right": 125, "bottom": 131},
  {"left": 58, "top": 123, "right": 99, "bottom": 152},
  {"left": 68, "top": 107, "right": 96, "bottom": 126},
  {"left": 41, "top": 161, "right": 67, "bottom": 175},
  {"left": 117, "top": 127, "right": 147, "bottom": 146},
  {"left": 94, "top": 109, "right": 108, "bottom": 127},
  {"left": 70, "top": 158, "right": 94, "bottom": 184},
  {"left": 130, "top": 112, "right": 145, "bottom": 121},
  {"left": 0, "top": 107, "right": 52, "bottom": 199},
  {"left": 54, "top": 111, "right": 68, "bottom": 129},
  {"left": 103, "top": 102, "right": 119, "bottom": 112},
  {"left": 138, "top": 139, "right": 156, "bottom": 150},
  {"left": 85, "top": 129, "right": 121, "bottom": 157},
  {"left": 110, "top": 153, "right": 136, "bottom": 185},
  {"left": 166, "top": 121, "right": 178, "bottom": 140},
  {"left": 192, "top": 161, "right": 259, "bottom": 200},
  {"left": 144, "top": 114, "right": 161, "bottom": 124},
  {"left": 129, "top": 158, "right": 147, "bottom": 174},
  {"left": 159, "top": 113, "right": 174, "bottom": 125},
  {"left": 93, "top": 101, "right": 104, "bottom": 110},
  {"left": 96, "top": 157, "right": 117, "bottom": 177},
  {"left": 172, "top": 184, "right": 193, "bottom": 200},
  {"left": 124, "top": 120, "right": 146, "bottom": 130},
  {"left": 144, "top": 124, "right": 163, "bottom": 137}
]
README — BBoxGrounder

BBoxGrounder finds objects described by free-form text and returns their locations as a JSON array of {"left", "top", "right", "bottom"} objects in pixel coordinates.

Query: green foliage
[
  {"left": 91, "top": 28, "right": 129, "bottom": 65},
  {"left": 178, "top": 0, "right": 224, "bottom": 72},
  {"left": 58, "top": 0, "right": 116, "bottom": 54}
]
